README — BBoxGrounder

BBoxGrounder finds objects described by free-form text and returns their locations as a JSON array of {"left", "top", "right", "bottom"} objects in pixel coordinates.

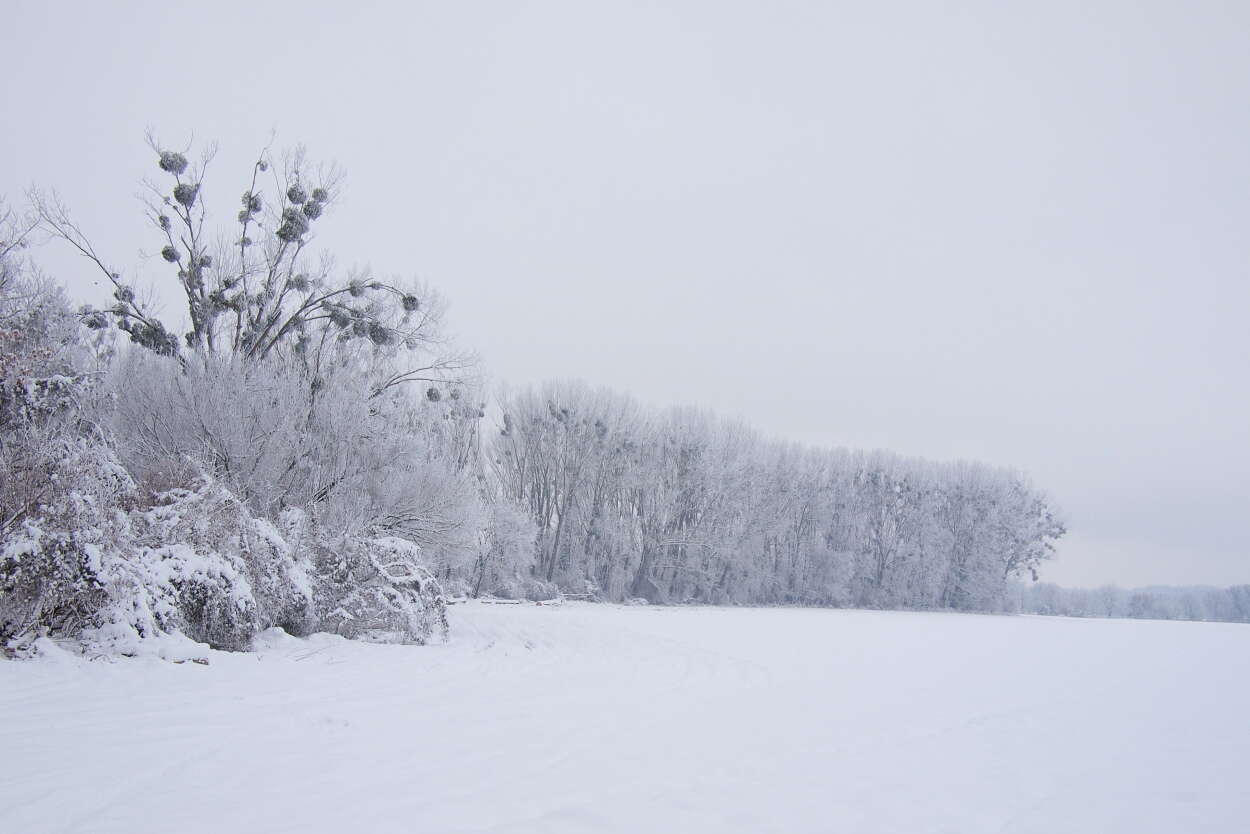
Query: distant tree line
[{"left": 1013, "top": 583, "right": 1250, "bottom": 624}]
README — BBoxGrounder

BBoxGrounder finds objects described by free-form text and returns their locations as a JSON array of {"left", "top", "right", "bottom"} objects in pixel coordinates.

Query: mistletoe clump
[
  {"left": 173, "top": 183, "right": 198, "bottom": 208},
  {"left": 276, "top": 206, "right": 310, "bottom": 242},
  {"left": 158, "top": 151, "right": 188, "bottom": 174}
]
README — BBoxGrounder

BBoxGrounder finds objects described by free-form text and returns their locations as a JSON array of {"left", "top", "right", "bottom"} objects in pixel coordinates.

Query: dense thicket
[
  {"left": 0, "top": 139, "right": 488, "bottom": 653},
  {"left": 491, "top": 381, "right": 1065, "bottom": 610}
]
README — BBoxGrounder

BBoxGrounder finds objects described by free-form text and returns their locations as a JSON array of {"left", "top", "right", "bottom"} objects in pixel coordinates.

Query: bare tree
[{"left": 31, "top": 136, "right": 474, "bottom": 396}]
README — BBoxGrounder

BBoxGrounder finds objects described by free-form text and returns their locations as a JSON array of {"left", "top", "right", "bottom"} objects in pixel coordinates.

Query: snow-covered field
[{"left": 2, "top": 603, "right": 1246, "bottom": 834}]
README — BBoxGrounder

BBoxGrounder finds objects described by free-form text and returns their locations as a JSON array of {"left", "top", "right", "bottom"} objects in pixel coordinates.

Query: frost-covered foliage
[
  {"left": 0, "top": 272, "right": 448, "bottom": 652},
  {"left": 123, "top": 479, "right": 310, "bottom": 650},
  {"left": 492, "top": 381, "right": 1066, "bottom": 611},
  {"left": 469, "top": 501, "right": 540, "bottom": 598},
  {"left": 0, "top": 434, "right": 132, "bottom": 646},
  {"left": 6, "top": 134, "right": 514, "bottom": 652},
  {"left": 118, "top": 477, "right": 447, "bottom": 649},
  {"left": 3, "top": 169, "right": 468, "bottom": 653},
  {"left": 1, "top": 224, "right": 114, "bottom": 641},
  {"left": 313, "top": 535, "right": 447, "bottom": 644},
  {"left": 0, "top": 252, "right": 129, "bottom": 646},
  {"left": 108, "top": 348, "right": 485, "bottom": 583},
  {"left": 2, "top": 462, "right": 448, "bottom": 653}
]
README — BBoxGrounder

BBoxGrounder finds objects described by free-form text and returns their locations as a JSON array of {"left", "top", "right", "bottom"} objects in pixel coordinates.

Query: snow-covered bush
[
  {"left": 0, "top": 434, "right": 132, "bottom": 645},
  {"left": 312, "top": 534, "right": 447, "bottom": 644},
  {"left": 123, "top": 477, "right": 312, "bottom": 650},
  {"left": 104, "top": 479, "right": 447, "bottom": 650},
  {"left": 3, "top": 456, "right": 450, "bottom": 653},
  {"left": 0, "top": 250, "right": 126, "bottom": 646},
  {"left": 0, "top": 438, "right": 303, "bottom": 654},
  {"left": 108, "top": 347, "right": 481, "bottom": 587},
  {"left": 84, "top": 347, "right": 461, "bottom": 652}
]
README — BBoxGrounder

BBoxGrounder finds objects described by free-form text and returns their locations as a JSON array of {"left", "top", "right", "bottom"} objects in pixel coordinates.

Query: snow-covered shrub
[
  {"left": 99, "top": 346, "right": 462, "bottom": 649},
  {"left": 123, "top": 477, "right": 316, "bottom": 650},
  {"left": 312, "top": 534, "right": 447, "bottom": 644},
  {"left": 0, "top": 255, "right": 317, "bottom": 653},
  {"left": 2, "top": 446, "right": 447, "bottom": 653},
  {"left": 0, "top": 257, "right": 125, "bottom": 645},
  {"left": 1, "top": 455, "right": 308, "bottom": 654},
  {"left": 0, "top": 434, "right": 133, "bottom": 644},
  {"left": 110, "top": 349, "right": 484, "bottom": 584},
  {"left": 100, "top": 470, "right": 451, "bottom": 651}
]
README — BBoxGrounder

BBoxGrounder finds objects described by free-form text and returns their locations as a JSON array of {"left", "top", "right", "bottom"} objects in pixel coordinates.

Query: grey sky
[{"left": 4, "top": 1, "right": 1248, "bottom": 587}]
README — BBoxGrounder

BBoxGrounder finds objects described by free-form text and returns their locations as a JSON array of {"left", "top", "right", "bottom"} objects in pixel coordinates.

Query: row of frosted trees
[
  {"left": 1016, "top": 583, "right": 1250, "bottom": 623},
  {"left": 488, "top": 381, "right": 1066, "bottom": 611}
]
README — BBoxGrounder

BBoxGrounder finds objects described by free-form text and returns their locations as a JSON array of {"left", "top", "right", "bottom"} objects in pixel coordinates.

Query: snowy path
[{"left": 2, "top": 604, "right": 1247, "bottom": 833}]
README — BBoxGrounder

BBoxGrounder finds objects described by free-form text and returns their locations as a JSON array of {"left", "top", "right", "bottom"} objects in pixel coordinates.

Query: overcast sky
[{"left": 4, "top": 1, "right": 1248, "bottom": 587}]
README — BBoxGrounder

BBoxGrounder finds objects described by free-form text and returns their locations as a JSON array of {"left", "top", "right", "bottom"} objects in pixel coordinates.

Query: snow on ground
[{"left": 2, "top": 603, "right": 1247, "bottom": 834}]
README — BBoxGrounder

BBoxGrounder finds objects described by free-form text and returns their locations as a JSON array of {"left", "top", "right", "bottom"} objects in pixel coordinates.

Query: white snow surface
[{"left": 2, "top": 603, "right": 1246, "bottom": 834}]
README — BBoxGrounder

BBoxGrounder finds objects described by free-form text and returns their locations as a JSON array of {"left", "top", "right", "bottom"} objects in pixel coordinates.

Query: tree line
[
  {"left": 486, "top": 381, "right": 1064, "bottom": 609},
  {"left": 1015, "top": 583, "right": 1250, "bottom": 623}
]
